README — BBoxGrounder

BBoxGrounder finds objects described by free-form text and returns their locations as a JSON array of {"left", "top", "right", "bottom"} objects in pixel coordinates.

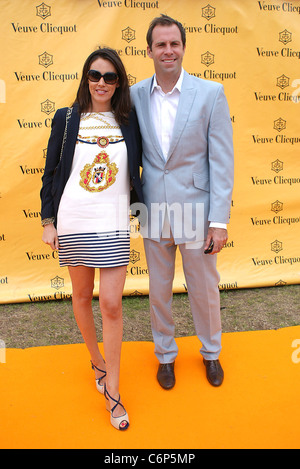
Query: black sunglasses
[{"left": 87, "top": 70, "right": 119, "bottom": 84}]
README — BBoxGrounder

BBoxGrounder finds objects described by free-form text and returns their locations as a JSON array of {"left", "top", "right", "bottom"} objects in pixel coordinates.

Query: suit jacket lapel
[
  {"left": 138, "top": 79, "right": 165, "bottom": 162},
  {"left": 167, "top": 73, "right": 197, "bottom": 161}
]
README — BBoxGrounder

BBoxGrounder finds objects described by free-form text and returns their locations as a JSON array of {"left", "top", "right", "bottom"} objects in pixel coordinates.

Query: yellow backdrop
[{"left": 1, "top": 0, "right": 299, "bottom": 304}]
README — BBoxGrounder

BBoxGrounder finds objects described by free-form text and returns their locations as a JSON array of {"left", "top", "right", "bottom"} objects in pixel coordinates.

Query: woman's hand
[{"left": 42, "top": 224, "right": 59, "bottom": 250}]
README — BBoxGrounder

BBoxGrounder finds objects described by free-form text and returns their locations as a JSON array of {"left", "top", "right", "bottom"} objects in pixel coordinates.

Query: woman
[{"left": 41, "top": 48, "right": 143, "bottom": 431}]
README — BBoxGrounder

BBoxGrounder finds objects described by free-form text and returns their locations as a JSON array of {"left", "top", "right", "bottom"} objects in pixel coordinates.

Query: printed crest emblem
[
  {"left": 80, "top": 151, "right": 118, "bottom": 192},
  {"left": 271, "top": 240, "right": 283, "bottom": 254},
  {"left": 271, "top": 200, "right": 283, "bottom": 214},
  {"left": 36, "top": 3, "right": 51, "bottom": 20},
  {"left": 279, "top": 30, "right": 292, "bottom": 45},
  {"left": 202, "top": 4, "right": 216, "bottom": 21},
  {"left": 276, "top": 75, "right": 289, "bottom": 90},
  {"left": 128, "top": 75, "right": 137, "bottom": 87},
  {"left": 271, "top": 159, "right": 284, "bottom": 173},
  {"left": 201, "top": 51, "right": 215, "bottom": 67},
  {"left": 97, "top": 136, "right": 109, "bottom": 148},
  {"left": 273, "top": 117, "right": 286, "bottom": 132},
  {"left": 122, "top": 27, "right": 136, "bottom": 43},
  {"left": 275, "top": 280, "right": 287, "bottom": 287},
  {"left": 130, "top": 250, "right": 140, "bottom": 264},
  {"left": 51, "top": 276, "right": 64, "bottom": 290},
  {"left": 41, "top": 99, "right": 55, "bottom": 115},
  {"left": 39, "top": 52, "right": 54, "bottom": 68},
  {"left": 129, "top": 290, "right": 143, "bottom": 296}
]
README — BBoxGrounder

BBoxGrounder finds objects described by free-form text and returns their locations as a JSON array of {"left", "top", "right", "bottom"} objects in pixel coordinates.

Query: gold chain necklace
[
  {"left": 78, "top": 134, "right": 123, "bottom": 141},
  {"left": 77, "top": 134, "right": 125, "bottom": 148},
  {"left": 82, "top": 124, "right": 120, "bottom": 130},
  {"left": 80, "top": 113, "right": 120, "bottom": 130}
]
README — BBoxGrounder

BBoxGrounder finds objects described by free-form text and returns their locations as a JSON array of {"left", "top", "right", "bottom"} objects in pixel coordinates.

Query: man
[{"left": 131, "top": 15, "right": 234, "bottom": 389}]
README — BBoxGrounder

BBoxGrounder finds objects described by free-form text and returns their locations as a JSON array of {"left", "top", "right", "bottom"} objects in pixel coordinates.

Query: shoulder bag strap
[{"left": 59, "top": 107, "right": 73, "bottom": 162}]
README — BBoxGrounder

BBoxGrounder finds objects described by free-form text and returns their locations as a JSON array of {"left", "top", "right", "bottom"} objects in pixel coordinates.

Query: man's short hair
[{"left": 146, "top": 14, "right": 186, "bottom": 50}]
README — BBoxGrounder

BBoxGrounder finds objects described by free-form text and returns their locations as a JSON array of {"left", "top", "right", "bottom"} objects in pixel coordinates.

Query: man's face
[{"left": 147, "top": 24, "right": 186, "bottom": 77}]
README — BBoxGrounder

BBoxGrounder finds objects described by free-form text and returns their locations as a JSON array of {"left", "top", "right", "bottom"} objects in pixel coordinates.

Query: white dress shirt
[
  {"left": 151, "top": 69, "right": 184, "bottom": 160},
  {"left": 150, "top": 69, "right": 226, "bottom": 231}
]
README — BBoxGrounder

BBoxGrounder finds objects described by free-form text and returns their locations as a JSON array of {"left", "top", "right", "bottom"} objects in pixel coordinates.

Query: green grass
[{"left": 0, "top": 285, "right": 299, "bottom": 349}]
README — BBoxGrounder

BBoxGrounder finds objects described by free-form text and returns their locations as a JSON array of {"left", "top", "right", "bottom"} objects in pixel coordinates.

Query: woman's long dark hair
[{"left": 73, "top": 48, "right": 131, "bottom": 126}]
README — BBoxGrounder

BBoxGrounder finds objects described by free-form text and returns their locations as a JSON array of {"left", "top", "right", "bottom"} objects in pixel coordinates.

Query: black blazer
[{"left": 41, "top": 104, "right": 144, "bottom": 227}]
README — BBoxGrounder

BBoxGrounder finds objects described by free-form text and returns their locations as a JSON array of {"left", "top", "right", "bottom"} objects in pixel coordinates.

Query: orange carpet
[{"left": 1, "top": 326, "right": 300, "bottom": 449}]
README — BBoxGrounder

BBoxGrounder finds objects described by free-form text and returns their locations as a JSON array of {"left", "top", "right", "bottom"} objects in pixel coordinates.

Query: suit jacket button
[{"left": 165, "top": 170, "right": 169, "bottom": 174}]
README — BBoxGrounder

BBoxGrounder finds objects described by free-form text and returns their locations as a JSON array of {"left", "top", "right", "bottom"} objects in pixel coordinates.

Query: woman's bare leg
[
  {"left": 99, "top": 266, "right": 127, "bottom": 417},
  {"left": 68, "top": 266, "right": 105, "bottom": 379}
]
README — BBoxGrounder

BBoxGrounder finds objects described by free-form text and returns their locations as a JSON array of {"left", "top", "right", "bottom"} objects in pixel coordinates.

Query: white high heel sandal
[
  {"left": 104, "top": 384, "right": 130, "bottom": 431},
  {"left": 91, "top": 361, "right": 107, "bottom": 395}
]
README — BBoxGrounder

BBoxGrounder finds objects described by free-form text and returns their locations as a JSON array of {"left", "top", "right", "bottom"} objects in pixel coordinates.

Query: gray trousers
[{"left": 144, "top": 232, "right": 222, "bottom": 364}]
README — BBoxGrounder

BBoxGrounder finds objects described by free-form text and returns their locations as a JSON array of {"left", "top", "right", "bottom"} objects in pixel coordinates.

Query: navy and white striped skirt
[{"left": 58, "top": 231, "right": 130, "bottom": 268}]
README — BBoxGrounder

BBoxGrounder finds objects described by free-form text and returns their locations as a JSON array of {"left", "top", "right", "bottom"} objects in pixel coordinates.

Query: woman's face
[{"left": 88, "top": 57, "right": 119, "bottom": 112}]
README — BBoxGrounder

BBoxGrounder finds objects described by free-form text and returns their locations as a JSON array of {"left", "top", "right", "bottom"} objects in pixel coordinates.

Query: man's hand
[
  {"left": 204, "top": 227, "right": 228, "bottom": 255},
  {"left": 42, "top": 224, "right": 59, "bottom": 251}
]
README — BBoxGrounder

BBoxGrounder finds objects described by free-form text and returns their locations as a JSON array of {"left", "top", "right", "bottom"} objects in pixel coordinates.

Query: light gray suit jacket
[{"left": 130, "top": 71, "right": 234, "bottom": 244}]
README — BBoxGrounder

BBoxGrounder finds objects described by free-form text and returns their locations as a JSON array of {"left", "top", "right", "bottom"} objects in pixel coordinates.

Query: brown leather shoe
[
  {"left": 157, "top": 363, "right": 175, "bottom": 390},
  {"left": 203, "top": 359, "right": 224, "bottom": 387}
]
